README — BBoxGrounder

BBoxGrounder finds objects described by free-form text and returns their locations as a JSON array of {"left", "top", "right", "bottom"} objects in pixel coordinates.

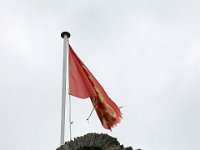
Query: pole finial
[{"left": 61, "top": 31, "right": 71, "bottom": 38}]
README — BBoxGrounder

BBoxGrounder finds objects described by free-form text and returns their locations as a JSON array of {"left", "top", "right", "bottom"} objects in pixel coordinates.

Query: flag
[{"left": 69, "top": 45, "right": 122, "bottom": 130}]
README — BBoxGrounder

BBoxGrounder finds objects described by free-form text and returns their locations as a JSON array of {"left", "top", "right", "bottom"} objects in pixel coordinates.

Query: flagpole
[{"left": 60, "top": 31, "right": 70, "bottom": 145}]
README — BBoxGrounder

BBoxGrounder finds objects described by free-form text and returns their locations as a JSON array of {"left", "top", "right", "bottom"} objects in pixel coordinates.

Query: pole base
[{"left": 56, "top": 133, "right": 137, "bottom": 150}]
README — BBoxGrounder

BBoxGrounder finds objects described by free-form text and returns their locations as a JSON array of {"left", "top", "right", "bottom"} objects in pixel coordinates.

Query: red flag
[{"left": 69, "top": 45, "right": 122, "bottom": 130}]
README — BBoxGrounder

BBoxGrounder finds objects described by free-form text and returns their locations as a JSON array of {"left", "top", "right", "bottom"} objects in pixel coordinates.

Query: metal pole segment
[{"left": 60, "top": 32, "right": 70, "bottom": 145}]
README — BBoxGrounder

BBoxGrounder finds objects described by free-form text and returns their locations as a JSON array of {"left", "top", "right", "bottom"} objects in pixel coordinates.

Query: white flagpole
[{"left": 60, "top": 31, "right": 70, "bottom": 145}]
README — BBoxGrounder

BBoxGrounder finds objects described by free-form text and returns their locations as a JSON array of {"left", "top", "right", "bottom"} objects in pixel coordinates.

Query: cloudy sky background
[{"left": 0, "top": 0, "right": 200, "bottom": 150}]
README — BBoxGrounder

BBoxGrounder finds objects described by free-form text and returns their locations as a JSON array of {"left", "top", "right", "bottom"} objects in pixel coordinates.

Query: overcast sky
[{"left": 0, "top": 0, "right": 200, "bottom": 150}]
